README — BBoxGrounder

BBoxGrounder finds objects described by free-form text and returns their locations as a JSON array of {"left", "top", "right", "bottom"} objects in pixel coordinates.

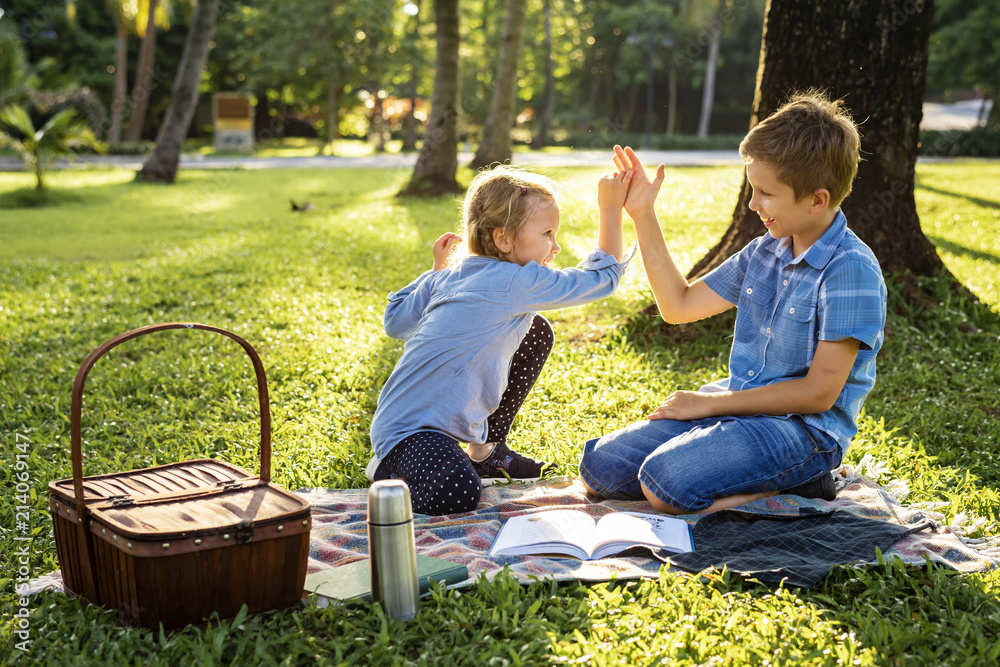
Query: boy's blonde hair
[
  {"left": 740, "top": 90, "right": 861, "bottom": 208},
  {"left": 461, "top": 166, "right": 558, "bottom": 261}
]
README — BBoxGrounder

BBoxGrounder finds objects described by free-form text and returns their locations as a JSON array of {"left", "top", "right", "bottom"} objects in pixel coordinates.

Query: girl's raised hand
[
  {"left": 432, "top": 232, "right": 463, "bottom": 270},
  {"left": 598, "top": 168, "right": 634, "bottom": 211}
]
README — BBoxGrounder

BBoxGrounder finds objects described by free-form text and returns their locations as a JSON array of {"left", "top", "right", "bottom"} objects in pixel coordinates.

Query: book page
[
  {"left": 591, "top": 512, "right": 693, "bottom": 559},
  {"left": 489, "top": 510, "right": 597, "bottom": 558}
]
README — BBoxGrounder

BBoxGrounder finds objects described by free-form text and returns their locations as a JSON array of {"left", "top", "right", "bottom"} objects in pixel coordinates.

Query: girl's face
[{"left": 505, "top": 197, "right": 561, "bottom": 267}]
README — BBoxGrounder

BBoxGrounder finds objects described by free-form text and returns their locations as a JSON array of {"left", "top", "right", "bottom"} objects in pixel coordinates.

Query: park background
[{"left": 2, "top": 0, "right": 1000, "bottom": 665}]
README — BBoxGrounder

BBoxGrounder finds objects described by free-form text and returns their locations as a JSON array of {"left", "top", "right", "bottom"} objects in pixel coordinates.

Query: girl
[{"left": 367, "top": 165, "right": 635, "bottom": 515}]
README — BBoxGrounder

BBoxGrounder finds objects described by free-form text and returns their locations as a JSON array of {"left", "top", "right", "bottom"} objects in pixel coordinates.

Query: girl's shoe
[
  {"left": 365, "top": 455, "right": 392, "bottom": 482},
  {"left": 471, "top": 442, "right": 557, "bottom": 484}
]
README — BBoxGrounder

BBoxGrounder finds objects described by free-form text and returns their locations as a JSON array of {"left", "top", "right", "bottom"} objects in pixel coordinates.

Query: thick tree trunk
[
  {"left": 689, "top": 0, "right": 948, "bottom": 282},
  {"left": 533, "top": 0, "right": 554, "bottom": 148},
  {"left": 123, "top": 0, "right": 158, "bottom": 142},
  {"left": 399, "top": 0, "right": 462, "bottom": 197},
  {"left": 107, "top": 17, "right": 129, "bottom": 143},
  {"left": 470, "top": 0, "right": 529, "bottom": 169},
  {"left": 136, "top": 0, "right": 220, "bottom": 184}
]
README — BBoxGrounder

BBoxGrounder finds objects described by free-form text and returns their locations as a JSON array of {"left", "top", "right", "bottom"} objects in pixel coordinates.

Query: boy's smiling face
[{"left": 746, "top": 160, "right": 833, "bottom": 257}]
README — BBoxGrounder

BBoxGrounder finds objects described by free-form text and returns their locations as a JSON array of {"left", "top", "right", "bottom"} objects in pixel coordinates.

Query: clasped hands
[{"left": 599, "top": 145, "right": 667, "bottom": 217}]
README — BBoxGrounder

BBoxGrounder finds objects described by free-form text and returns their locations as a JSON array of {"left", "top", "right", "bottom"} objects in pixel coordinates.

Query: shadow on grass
[
  {"left": 0, "top": 186, "right": 85, "bottom": 208},
  {"left": 928, "top": 235, "right": 1000, "bottom": 267},
  {"left": 915, "top": 180, "right": 1000, "bottom": 210}
]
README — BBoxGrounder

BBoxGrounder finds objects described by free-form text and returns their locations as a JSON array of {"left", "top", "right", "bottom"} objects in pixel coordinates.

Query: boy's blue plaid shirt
[{"left": 701, "top": 211, "right": 887, "bottom": 449}]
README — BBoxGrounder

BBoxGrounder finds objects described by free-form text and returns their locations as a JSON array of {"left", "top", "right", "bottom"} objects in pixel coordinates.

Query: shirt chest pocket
[
  {"left": 780, "top": 288, "right": 817, "bottom": 323},
  {"left": 742, "top": 282, "right": 775, "bottom": 308}
]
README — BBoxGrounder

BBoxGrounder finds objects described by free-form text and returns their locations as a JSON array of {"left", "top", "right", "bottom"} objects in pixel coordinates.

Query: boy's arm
[
  {"left": 614, "top": 146, "right": 732, "bottom": 323},
  {"left": 648, "top": 337, "right": 861, "bottom": 421}
]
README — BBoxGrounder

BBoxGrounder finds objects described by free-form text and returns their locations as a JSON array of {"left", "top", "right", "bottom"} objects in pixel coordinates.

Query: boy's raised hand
[
  {"left": 432, "top": 232, "right": 463, "bottom": 270},
  {"left": 613, "top": 145, "right": 665, "bottom": 219}
]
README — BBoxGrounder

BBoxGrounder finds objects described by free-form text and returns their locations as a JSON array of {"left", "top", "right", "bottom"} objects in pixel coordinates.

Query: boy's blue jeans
[{"left": 579, "top": 415, "right": 843, "bottom": 512}]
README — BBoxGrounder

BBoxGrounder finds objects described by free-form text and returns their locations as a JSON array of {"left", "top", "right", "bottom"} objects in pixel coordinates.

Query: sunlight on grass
[{"left": 2, "top": 161, "right": 999, "bottom": 665}]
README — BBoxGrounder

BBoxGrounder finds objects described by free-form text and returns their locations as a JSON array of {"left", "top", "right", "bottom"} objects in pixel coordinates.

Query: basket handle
[{"left": 70, "top": 323, "right": 271, "bottom": 516}]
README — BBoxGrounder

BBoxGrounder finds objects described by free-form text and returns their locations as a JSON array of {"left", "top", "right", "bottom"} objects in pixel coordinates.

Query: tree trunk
[
  {"left": 470, "top": 0, "right": 529, "bottom": 169},
  {"left": 665, "top": 55, "right": 677, "bottom": 136},
  {"left": 987, "top": 86, "right": 999, "bottom": 128},
  {"left": 136, "top": 0, "right": 220, "bottom": 184},
  {"left": 108, "top": 16, "right": 129, "bottom": 143},
  {"left": 370, "top": 89, "right": 386, "bottom": 153},
  {"left": 402, "top": 73, "right": 419, "bottom": 151},
  {"left": 402, "top": 1, "right": 423, "bottom": 152},
  {"left": 696, "top": 0, "right": 724, "bottom": 138},
  {"left": 533, "top": 0, "right": 554, "bottom": 148},
  {"left": 327, "top": 72, "right": 340, "bottom": 147},
  {"left": 123, "top": 0, "right": 158, "bottom": 142},
  {"left": 689, "top": 0, "right": 949, "bottom": 282},
  {"left": 399, "top": 0, "right": 462, "bottom": 197}
]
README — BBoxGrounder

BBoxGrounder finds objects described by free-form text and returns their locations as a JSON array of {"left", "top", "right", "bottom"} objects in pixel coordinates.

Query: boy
[{"left": 580, "top": 91, "right": 887, "bottom": 514}]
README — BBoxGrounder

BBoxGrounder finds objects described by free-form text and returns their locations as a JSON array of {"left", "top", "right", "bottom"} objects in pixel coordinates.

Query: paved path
[
  {"left": 0, "top": 100, "right": 991, "bottom": 173},
  {"left": 0, "top": 149, "right": 743, "bottom": 172}
]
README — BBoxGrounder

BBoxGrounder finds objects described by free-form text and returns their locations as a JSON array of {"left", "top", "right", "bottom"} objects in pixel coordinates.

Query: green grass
[{"left": 2, "top": 161, "right": 1000, "bottom": 665}]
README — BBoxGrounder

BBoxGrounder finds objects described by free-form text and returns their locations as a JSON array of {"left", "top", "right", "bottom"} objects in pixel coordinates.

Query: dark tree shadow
[{"left": 915, "top": 179, "right": 1000, "bottom": 210}]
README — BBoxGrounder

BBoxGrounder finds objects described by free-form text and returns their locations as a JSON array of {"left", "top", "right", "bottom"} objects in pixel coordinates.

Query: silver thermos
[{"left": 367, "top": 479, "right": 420, "bottom": 620}]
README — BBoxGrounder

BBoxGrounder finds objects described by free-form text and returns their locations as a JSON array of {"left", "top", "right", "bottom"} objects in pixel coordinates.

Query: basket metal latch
[
  {"left": 234, "top": 521, "right": 254, "bottom": 544},
  {"left": 109, "top": 495, "right": 134, "bottom": 507},
  {"left": 216, "top": 480, "right": 244, "bottom": 492}
]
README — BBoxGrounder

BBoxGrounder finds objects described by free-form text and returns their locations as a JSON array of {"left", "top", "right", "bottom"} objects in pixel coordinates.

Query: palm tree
[
  {"left": 123, "top": 0, "right": 169, "bottom": 143},
  {"left": 136, "top": 0, "right": 220, "bottom": 184},
  {"left": 105, "top": 0, "right": 138, "bottom": 143},
  {"left": 0, "top": 105, "right": 106, "bottom": 191}
]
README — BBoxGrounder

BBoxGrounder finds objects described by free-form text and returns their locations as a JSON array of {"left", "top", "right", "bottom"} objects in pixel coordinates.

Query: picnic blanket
[
  {"left": 26, "top": 457, "right": 1000, "bottom": 595},
  {"left": 301, "top": 460, "right": 1000, "bottom": 589}
]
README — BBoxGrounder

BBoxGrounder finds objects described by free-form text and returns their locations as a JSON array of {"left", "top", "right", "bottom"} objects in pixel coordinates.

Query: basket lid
[
  {"left": 87, "top": 481, "right": 310, "bottom": 541},
  {"left": 49, "top": 459, "right": 254, "bottom": 502}
]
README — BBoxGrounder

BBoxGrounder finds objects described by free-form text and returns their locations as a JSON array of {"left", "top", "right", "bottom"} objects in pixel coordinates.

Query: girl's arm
[
  {"left": 383, "top": 273, "right": 435, "bottom": 340},
  {"left": 614, "top": 145, "right": 732, "bottom": 323},
  {"left": 596, "top": 169, "right": 632, "bottom": 262},
  {"left": 433, "top": 232, "right": 463, "bottom": 270},
  {"left": 385, "top": 234, "right": 459, "bottom": 340}
]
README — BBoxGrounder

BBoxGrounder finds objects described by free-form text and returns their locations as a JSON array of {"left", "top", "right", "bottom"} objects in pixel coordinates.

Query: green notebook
[{"left": 304, "top": 555, "right": 469, "bottom": 607}]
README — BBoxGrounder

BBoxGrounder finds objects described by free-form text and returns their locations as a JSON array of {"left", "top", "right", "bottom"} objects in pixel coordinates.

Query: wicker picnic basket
[{"left": 48, "top": 323, "right": 311, "bottom": 630}]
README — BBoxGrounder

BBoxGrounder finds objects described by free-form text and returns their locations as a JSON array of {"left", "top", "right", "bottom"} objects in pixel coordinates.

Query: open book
[{"left": 489, "top": 509, "right": 694, "bottom": 561}]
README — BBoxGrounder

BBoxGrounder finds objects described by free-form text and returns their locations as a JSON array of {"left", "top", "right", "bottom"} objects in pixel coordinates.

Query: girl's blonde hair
[{"left": 460, "top": 166, "right": 558, "bottom": 261}]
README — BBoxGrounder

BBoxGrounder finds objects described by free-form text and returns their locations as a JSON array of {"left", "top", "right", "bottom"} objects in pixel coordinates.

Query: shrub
[
  {"left": 106, "top": 140, "right": 156, "bottom": 155},
  {"left": 919, "top": 126, "right": 1000, "bottom": 157}
]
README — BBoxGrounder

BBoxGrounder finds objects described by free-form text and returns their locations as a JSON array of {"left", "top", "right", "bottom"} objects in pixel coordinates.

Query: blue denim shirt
[
  {"left": 370, "top": 245, "right": 635, "bottom": 458},
  {"left": 702, "top": 211, "right": 887, "bottom": 448}
]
